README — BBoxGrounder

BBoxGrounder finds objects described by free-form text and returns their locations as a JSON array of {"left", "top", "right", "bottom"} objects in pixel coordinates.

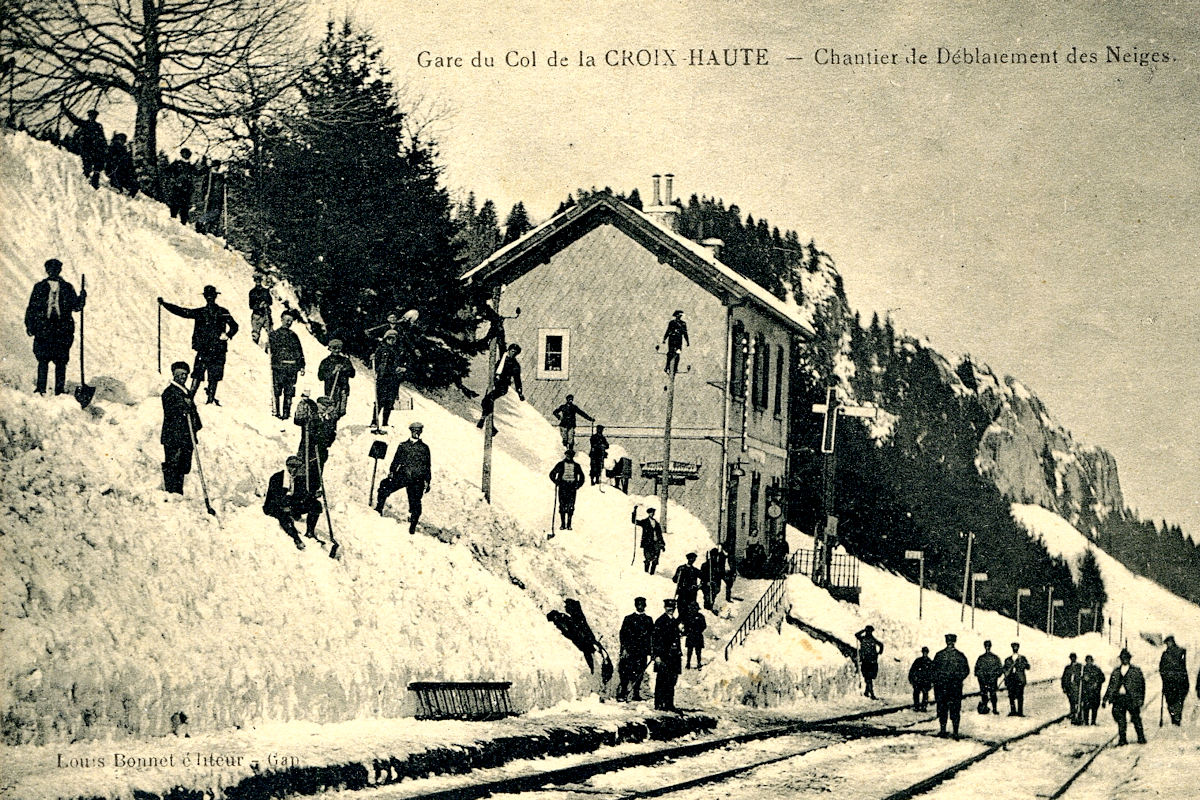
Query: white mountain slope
[{"left": 3, "top": 132, "right": 1198, "bottom": 797}]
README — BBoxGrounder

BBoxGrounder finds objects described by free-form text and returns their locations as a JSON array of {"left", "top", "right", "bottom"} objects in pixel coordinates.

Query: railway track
[{"left": 349, "top": 681, "right": 1078, "bottom": 800}]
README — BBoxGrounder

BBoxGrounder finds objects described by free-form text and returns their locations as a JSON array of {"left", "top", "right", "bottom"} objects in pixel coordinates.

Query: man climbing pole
[
  {"left": 662, "top": 309, "right": 689, "bottom": 374},
  {"left": 478, "top": 343, "right": 524, "bottom": 433}
]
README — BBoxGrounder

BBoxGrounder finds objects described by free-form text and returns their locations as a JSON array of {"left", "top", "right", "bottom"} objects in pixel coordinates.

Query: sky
[{"left": 338, "top": 1, "right": 1199, "bottom": 536}]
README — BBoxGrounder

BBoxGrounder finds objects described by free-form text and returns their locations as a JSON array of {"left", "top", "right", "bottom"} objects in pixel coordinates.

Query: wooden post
[
  {"left": 481, "top": 287, "right": 501, "bottom": 503},
  {"left": 659, "top": 359, "right": 677, "bottom": 533}
]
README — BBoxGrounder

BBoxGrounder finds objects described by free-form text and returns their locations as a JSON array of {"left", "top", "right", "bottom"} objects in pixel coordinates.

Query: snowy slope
[{"left": 0, "top": 131, "right": 721, "bottom": 745}]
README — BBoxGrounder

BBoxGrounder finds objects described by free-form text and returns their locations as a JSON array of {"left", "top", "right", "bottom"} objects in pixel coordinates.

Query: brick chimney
[{"left": 643, "top": 172, "right": 680, "bottom": 232}]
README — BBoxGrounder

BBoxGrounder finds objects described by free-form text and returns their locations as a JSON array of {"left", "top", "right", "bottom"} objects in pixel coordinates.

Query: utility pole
[
  {"left": 959, "top": 530, "right": 974, "bottom": 623},
  {"left": 811, "top": 387, "right": 876, "bottom": 587},
  {"left": 1045, "top": 585, "right": 1054, "bottom": 634},
  {"left": 659, "top": 358, "right": 678, "bottom": 534},
  {"left": 1051, "top": 598, "right": 1064, "bottom": 636},
  {"left": 480, "top": 294, "right": 519, "bottom": 503}
]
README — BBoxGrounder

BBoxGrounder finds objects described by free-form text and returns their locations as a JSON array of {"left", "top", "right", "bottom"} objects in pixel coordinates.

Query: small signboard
[
  {"left": 905, "top": 550, "right": 924, "bottom": 560},
  {"left": 973, "top": 572, "right": 988, "bottom": 581},
  {"left": 1017, "top": 588, "right": 1032, "bottom": 597},
  {"left": 1052, "top": 599, "right": 1065, "bottom": 607}
]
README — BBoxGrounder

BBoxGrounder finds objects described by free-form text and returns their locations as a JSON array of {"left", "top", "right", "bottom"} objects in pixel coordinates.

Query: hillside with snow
[
  {"left": 3, "top": 129, "right": 1199, "bottom": 775},
  {"left": 0, "top": 131, "right": 727, "bottom": 745}
]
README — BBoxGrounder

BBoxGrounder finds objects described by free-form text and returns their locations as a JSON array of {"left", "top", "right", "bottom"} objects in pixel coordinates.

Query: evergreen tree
[
  {"left": 502, "top": 201, "right": 533, "bottom": 244},
  {"left": 256, "top": 19, "right": 481, "bottom": 388}
]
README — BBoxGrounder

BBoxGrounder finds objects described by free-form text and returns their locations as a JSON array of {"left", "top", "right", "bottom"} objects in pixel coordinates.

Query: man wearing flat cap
[
  {"left": 318, "top": 338, "right": 355, "bottom": 418},
  {"left": 25, "top": 257, "right": 86, "bottom": 395},
  {"left": 1103, "top": 649, "right": 1147, "bottom": 744},
  {"left": 159, "top": 285, "right": 238, "bottom": 405},
  {"left": 933, "top": 633, "right": 969, "bottom": 737},
  {"left": 1158, "top": 635, "right": 1189, "bottom": 726},
  {"left": 263, "top": 455, "right": 321, "bottom": 550},
  {"left": 376, "top": 421, "right": 431, "bottom": 533}
]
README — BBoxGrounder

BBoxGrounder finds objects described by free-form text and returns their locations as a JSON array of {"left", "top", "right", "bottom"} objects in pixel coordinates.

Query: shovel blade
[{"left": 75, "top": 383, "right": 96, "bottom": 408}]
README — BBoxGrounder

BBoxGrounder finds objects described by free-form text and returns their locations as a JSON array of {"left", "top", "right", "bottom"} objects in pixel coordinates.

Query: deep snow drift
[{"left": 3, "top": 130, "right": 1198, "bottom": 778}]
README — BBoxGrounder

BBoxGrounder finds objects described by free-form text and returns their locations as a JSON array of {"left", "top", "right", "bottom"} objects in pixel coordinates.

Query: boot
[{"left": 282, "top": 397, "right": 292, "bottom": 419}]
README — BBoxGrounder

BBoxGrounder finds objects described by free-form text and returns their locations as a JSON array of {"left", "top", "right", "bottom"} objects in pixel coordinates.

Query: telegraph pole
[
  {"left": 811, "top": 387, "right": 875, "bottom": 587},
  {"left": 480, "top": 294, "right": 519, "bottom": 503},
  {"left": 659, "top": 359, "right": 677, "bottom": 533},
  {"left": 906, "top": 550, "right": 924, "bottom": 619}
]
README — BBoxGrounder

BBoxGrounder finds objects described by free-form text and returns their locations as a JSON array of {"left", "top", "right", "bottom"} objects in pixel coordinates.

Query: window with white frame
[{"left": 537, "top": 328, "right": 570, "bottom": 380}]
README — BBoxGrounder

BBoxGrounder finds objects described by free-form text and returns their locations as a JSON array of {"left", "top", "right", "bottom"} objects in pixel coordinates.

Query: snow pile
[{"left": 0, "top": 131, "right": 711, "bottom": 745}]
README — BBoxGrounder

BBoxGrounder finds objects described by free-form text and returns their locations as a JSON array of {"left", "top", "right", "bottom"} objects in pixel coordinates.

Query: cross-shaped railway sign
[{"left": 812, "top": 387, "right": 877, "bottom": 453}]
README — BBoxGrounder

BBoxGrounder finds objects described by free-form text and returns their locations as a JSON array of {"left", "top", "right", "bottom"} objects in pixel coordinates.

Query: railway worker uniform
[
  {"left": 652, "top": 599, "right": 683, "bottom": 712},
  {"left": 933, "top": 633, "right": 970, "bottom": 737},
  {"left": 1061, "top": 653, "right": 1084, "bottom": 723},
  {"left": 974, "top": 640, "right": 1003, "bottom": 715},
  {"left": 617, "top": 597, "right": 654, "bottom": 702},
  {"left": 1003, "top": 643, "right": 1031, "bottom": 716}
]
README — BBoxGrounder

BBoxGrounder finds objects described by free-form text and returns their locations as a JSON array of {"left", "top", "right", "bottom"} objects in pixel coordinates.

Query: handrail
[{"left": 724, "top": 576, "right": 789, "bottom": 660}]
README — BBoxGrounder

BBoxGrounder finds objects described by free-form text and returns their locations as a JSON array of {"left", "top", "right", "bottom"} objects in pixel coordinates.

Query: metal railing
[
  {"left": 724, "top": 577, "right": 789, "bottom": 660},
  {"left": 789, "top": 548, "right": 860, "bottom": 588}
]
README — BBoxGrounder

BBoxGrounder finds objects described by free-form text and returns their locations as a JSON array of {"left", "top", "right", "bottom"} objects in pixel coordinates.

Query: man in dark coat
[
  {"left": 721, "top": 541, "right": 737, "bottom": 601},
  {"left": 248, "top": 273, "right": 273, "bottom": 346},
  {"left": 268, "top": 311, "right": 305, "bottom": 418},
  {"left": 1062, "top": 653, "right": 1084, "bottom": 723},
  {"left": 195, "top": 158, "right": 226, "bottom": 235},
  {"left": 318, "top": 339, "right": 356, "bottom": 419},
  {"left": 699, "top": 548, "right": 721, "bottom": 611},
  {"left": 159, "top": 286, "right": 238, "bottom": 405},
  {"left": 371, "top": 329, "right": 405, "bottom": 432},
  {"left": 1080, "top": 654, "right": 1105, "bottom": 725},
  {"left": 933, "top": 633, "right": 970, "bottom": 737},
  {"left": 375, "top": 422, "right": 431, "bottom": 533},
  {"left": 975, "top": 640, "right": 1004, "bottom": 714},
  {"left": 549, "top": 449, "right": 586, "bottom": 530},
  {"left": 25, "top": 258, "right": 85, "bottom": 395},
  {"left": 1004, "top": 642, "right": 1031, "bottom": 716},
  {"left": 634, "top": 507, "right": 665, "bottom": 574},
  {"left": 662, "top": 310, "right": 689, "bottom": 373},
  {"left": 673, "top": 553, "right": 702, "bottom": 609},
  {"left": 63, "top": 107, "right": 105, "bottom": 187},
  {"left": 104, "top": 133, "right": 135, "bottom": 194},
  {"left": 291, "top": 390, "right": 320, "bottom": 493},
  {"left": 161, "top": 362, "right": 201, "bottom": 494},
  {"left": 617, "top": 597, "right": 654, "bottom": 702},
  {"left": 856, "top": 626, "right": 885, "bottom": 699},
  {"left": 552, "top": 394, "right": 594, "bottom": 450},
  {"left": 478, "top": 343, "right": 524, "bottom": 431},
  {"left": 1158, "top": 635, "right": 1190, "bottom": 726},
  {"left": 588, "top": 425, "right": 609, "bottom": 485},
  {"left": 165, "top": 148, "right": 197, "bottom": 223},
  {"left": 104, "top": 133, "right": 137, "bottom": 195},
  {"left": 1103, "top": 649, "right": 1147, "bottom": 745},
  {"left": 652, "top": 598, "right": 682, "bottom": 711},
  {"left": 908, "top": 646, "right": 934, "bottom": 711},
  {"left": 263, "top": 455, "right": 320, "bottom": 550}
]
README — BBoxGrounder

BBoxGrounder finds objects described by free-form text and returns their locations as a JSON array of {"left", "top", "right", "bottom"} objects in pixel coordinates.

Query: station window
[
  {"left": 774, "top": 344, "right": 785, "bottom": 416},
  {"left": 537, "top": 328, "right": 570, "bottom": 380}
]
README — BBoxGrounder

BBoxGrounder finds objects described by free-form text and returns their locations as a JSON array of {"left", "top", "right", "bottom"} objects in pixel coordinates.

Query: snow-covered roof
[{"left": 462, "top": 194, "right": 815, "bottom": 337}]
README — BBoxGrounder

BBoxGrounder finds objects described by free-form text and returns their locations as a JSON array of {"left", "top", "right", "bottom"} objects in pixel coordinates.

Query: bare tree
[{"left": 6, "top": 0, "right": 309, "bottom": 185}]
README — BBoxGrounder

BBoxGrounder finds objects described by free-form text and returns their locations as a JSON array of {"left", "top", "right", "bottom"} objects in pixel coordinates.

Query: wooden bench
[{"left": 408, "top": 681, "right": 518, "bottom": 721}]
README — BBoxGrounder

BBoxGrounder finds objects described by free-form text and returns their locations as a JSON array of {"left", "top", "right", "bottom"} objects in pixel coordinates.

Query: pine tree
[
  {"left": 502, "top": 201, "right": 533, "bottom": 244},
  {"left": 257, "top": 19, "right": 481, "bottom": 388}
]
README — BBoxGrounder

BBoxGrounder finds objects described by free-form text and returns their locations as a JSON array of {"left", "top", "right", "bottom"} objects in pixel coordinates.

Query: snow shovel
[
  {"left": 315, "top": 457, "right": 341, "bottom": 560},
  {"left": 548, "top": 490, "right": 558, "bottom": 540},
  {"left": 185, "top": 411, "right": 217, "bottom": 517},
  {"left": 1159, "top": 691, "right": 1165, "bottom": 727},
  {"left": 74, "top": 274, "right": 96, "bottom": 408},
  {"left": 367, "top": 439, "right": 388, "bottom": 505}
]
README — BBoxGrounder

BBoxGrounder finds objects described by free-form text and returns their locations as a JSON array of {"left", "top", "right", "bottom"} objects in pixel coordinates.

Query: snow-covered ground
[{"left": 3, "top": 131, "right": 1198, "bottom": 798}]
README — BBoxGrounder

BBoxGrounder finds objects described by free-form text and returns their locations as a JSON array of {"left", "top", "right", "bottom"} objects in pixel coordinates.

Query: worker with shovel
[
  {"left": 161, "top": 361, "right": 202, "bottom": 495},
  {"left": 24, "top": 258, "right": 86, "bottom": 396}
]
